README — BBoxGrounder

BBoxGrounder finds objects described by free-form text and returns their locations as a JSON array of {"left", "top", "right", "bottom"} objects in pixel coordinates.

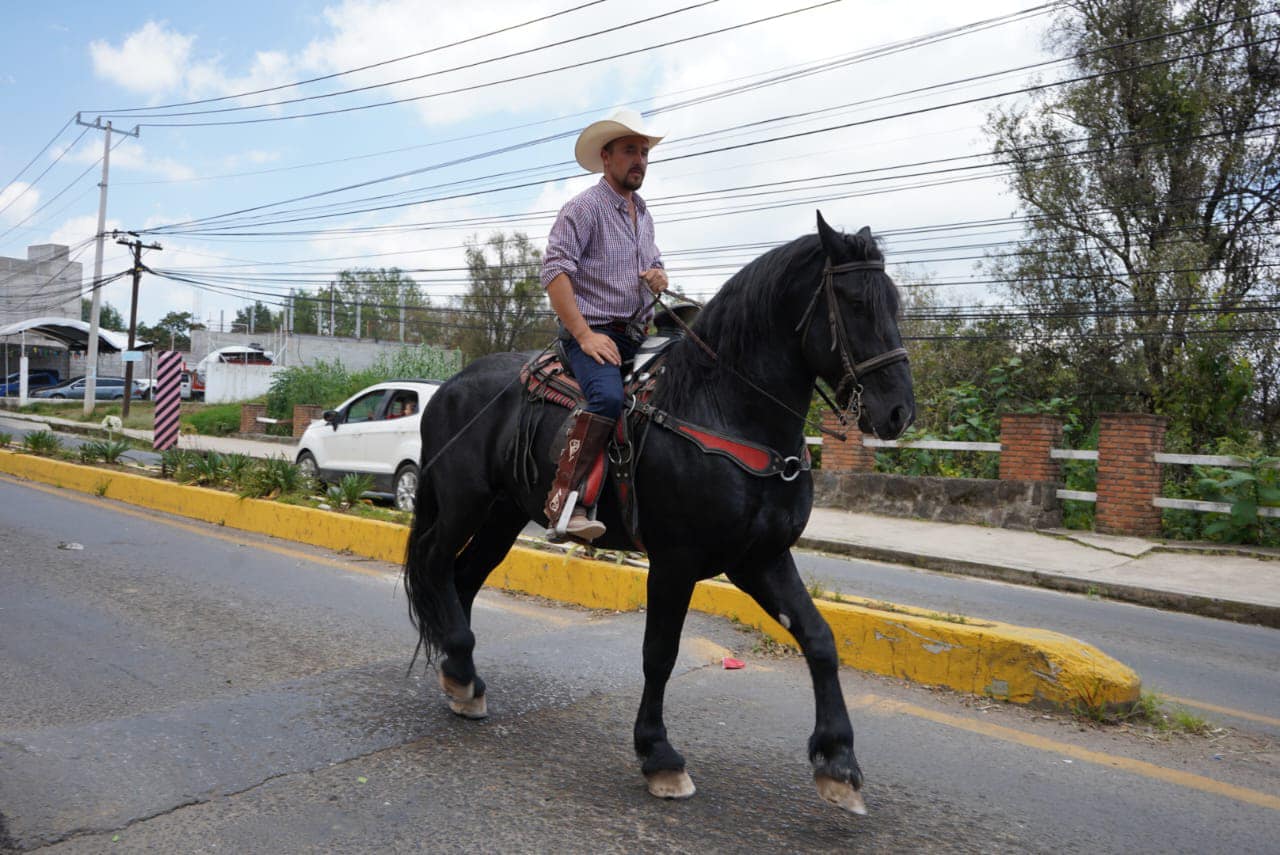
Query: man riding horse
[{"left": 541, "top": 108, "right": 669, "bottom": 541}]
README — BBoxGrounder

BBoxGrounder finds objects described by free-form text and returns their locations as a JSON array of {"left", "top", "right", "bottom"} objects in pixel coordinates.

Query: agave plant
[
  {"left": 327, "top": 472, "right": 375, "bottom": 508},
  {"left": 224, "top": 453, "right": 256, "bottom": 489},
  {"left": 240, "top": 456, "right": 307, "bottom": 499},
  {"left": 79, "top": 439, "right": 131, "bottom": 464},
  {"left": 176, "top": 451, "right": 227, "bottom": 487},
  {"left": 0, "top": 431, "right": 12, "bottom": 448},
  {"left": 22, "top": 430, "right": 63, "bottom": 456}
]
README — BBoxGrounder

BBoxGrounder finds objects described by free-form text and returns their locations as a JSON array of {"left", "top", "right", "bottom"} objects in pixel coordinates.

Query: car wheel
[
  {"left": 394, "top": 462, "right": 419, "bottom": 512},
  {"left": 296, "top": 451, "right": 322, "bottom": 487},
  {"left": 52, "top": 394, "right": 65, "bottom": 399}
]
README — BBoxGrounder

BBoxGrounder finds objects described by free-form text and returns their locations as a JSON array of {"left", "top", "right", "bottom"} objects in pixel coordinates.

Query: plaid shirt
[{"left": 541, "top": 178, "right": 664, "bottom": 327}]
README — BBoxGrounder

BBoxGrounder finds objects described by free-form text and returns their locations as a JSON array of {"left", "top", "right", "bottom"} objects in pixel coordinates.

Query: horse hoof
[
  {"left": 645, "top": 769, "right": 696, "bottom": 800},
  {"left": 449, "top": 694, "right": 489, "bottom": 719},
  {"left": 438, "top": 671, "right": 474, "bottom": 702},
  {"left": 815, "top": 774, "right": 867, "bottom": 815}
]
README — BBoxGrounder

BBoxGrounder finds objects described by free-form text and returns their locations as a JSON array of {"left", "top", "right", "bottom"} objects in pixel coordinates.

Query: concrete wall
[
  {"left": 190, "top": 329, "right": 458, "bottom": 373},
  {"left": 0, "top": 244, "right": 85, "bottom": 385},
  {"left": 812, "top": 471, "right": 1063, "bottom": 530},
  {"left": 205, "top": 363, "right": 279, "bottom": 404}
]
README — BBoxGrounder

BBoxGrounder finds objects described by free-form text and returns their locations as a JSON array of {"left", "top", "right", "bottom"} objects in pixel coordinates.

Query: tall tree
[
  {"left": 985, "top": 0, "right": 1279, "bottom": 447},
  {"left": 233, "top": 301, "right": 280, "bottom": 334},
  {"left": 455, "top": 232, "right": 555, "bottom": 360},
  {"left": 80, "top": 298, "right": 124, "bottom": 331},
  {"left": 135, "top": 311, "right": 199, "bottom": 351}
]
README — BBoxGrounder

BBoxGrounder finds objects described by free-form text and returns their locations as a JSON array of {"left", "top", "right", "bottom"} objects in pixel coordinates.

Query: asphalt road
[
  {"left": 793, "top": 552, "right": 1280, "bottom": 738},
  {"left": 2, "top": 476, "right": 1278, "bottom": 853}
]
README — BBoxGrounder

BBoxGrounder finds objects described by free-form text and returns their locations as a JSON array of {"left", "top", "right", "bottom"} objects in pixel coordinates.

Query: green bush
[
  {"left": 23, "top": 430, "right": 62, "bottom": 456},
  {"left": 239, "top": 456, "right": 309, "bottom": 499},
  {"left": 187, "top": 404, "right": 242, "bottom": 436},
  {"left": 327, "top": 472, "right": 375, "bottom": 507},
  {"left": 264, "top": 347, "right": 460, "bottom": 419},
  {"left": 0, "top": 431, "right": 11, "bottom": 448}
]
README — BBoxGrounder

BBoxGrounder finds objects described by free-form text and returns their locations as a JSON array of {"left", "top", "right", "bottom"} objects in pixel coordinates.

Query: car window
[
  {"left": 344, "top": 390, "right": 386, "bottom": 424},
  {"left": 385, "top": 391, "right": 419, "bottom": 420}
]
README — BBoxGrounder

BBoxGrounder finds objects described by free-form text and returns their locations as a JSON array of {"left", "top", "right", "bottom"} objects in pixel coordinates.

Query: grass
[{"left": 1075, "top": 690, "right": 1214, "bottom": 735}]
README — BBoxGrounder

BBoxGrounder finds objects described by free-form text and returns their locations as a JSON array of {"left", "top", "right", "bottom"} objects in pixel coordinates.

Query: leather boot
[{"left": 545, "top": 410, "right": 615, "bottom": 541}]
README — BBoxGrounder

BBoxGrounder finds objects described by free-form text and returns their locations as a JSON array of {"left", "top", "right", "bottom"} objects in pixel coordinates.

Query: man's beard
[{"left": 621, "top": 169, "right": 644, "bottom": 190}]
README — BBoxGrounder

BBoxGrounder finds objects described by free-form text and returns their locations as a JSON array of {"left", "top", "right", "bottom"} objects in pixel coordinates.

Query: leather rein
[{"left": 657, "top": 258, "right": 908, "bottom": 443}]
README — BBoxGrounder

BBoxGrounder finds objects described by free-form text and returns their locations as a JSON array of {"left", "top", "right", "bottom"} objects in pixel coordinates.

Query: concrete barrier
[{"left": 0, "top": 449, "right": 1140, "bottom": 710}]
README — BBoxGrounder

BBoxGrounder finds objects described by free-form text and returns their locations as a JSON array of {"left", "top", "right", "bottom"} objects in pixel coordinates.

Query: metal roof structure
[{"left": 0, "top": 317, "right": 151, "bottom": 353}]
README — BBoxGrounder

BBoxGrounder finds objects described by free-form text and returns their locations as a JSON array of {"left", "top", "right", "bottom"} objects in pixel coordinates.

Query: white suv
[{"left": 294, "top": 380, "right": 440, "bottom": 511}]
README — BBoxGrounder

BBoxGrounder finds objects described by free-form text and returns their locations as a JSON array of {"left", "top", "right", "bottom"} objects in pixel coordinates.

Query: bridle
[{"left": 795, "top": 259, "right": 909, "bottom": 431}]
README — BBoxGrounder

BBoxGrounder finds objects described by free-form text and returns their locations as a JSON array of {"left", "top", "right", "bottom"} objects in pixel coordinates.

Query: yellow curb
[{"left": 0, "top": 450, "right": 1140, "bottom": 709}]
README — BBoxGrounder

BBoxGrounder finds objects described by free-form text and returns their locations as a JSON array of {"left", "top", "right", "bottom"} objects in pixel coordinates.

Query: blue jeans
[{"left": 561, "top": 327, "right": 640, "bottom": 420}]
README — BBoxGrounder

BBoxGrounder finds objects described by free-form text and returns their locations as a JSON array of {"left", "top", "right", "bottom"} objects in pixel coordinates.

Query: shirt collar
[{"left": 596, "top": 177, "right": 646, "bottom": 215}]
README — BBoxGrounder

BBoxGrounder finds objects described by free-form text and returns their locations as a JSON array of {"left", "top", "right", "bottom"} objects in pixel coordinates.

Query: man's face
[{"left": 601, "top": 135, "right": 650, "bottom": 192}]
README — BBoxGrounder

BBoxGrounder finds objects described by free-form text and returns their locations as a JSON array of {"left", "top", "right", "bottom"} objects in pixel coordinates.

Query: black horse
[{"left": 404, "top": 212, "right": 914, "bottom": 814}]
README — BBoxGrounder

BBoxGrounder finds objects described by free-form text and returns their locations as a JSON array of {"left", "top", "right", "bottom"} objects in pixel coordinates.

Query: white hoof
[
  {"left": 438, "top": 671, "right": 474, "bottom": 702},
  {"left": 815, "top": 774, "right": 867, "bottom": 815},
  {"left": 438, "top": 671, "right": 487, "bottom": 717},
  {"left": 645, "top": 769, "right": 697, "bottom": 800},
  {"left": 448, "top": 693, "right": 489, "bottom": 719}
]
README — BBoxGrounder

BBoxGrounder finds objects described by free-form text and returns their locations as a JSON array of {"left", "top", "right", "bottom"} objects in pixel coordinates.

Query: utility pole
[
  {"left": 114, "top": 231, "right": 162, "bottom": 418},
  {"left": 77, "top": 113, "right": 139, "bottom": 416}
]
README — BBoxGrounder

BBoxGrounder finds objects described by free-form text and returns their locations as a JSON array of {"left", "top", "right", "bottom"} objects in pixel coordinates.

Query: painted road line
[
  {"left": 1161, "top": 694, "right": 1280, "bottom": 729},
  {"left": 852, "top": 693, "right": 1280, "bottom": 813},
  {"left": 0, "top": 451, "right": 1142, "bottom": 710}
]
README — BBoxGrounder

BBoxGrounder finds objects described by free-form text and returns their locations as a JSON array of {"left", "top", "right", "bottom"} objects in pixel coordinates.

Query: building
[{"left": 0, "top": 244, "right": 84, "bottom": 384}]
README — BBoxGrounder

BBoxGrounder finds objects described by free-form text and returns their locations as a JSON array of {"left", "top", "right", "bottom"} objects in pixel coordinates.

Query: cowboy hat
[{"left": 574, "top": 108, "right": 665, "bottom": 173}]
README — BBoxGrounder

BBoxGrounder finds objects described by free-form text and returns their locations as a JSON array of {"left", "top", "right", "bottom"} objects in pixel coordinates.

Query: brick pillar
[
  {"left": 240, "top": 403, "right": 266, "bottom": 434},
  {"left": 998, "top": 413, "right": 1063, "bottom": 482},
  {"left": 819, "top": 410, "right": 876, "bottom": 472},
  {"left": 293, "top": 404, "right": 326, "bottom": 438},
  {"left": 1096, "top": 413, "right": 1167, "bottom": 537}
]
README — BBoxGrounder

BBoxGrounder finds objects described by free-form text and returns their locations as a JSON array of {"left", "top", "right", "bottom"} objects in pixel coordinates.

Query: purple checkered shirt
[{"left": 541, "top": 178, "right": 664, "bottom": 327}]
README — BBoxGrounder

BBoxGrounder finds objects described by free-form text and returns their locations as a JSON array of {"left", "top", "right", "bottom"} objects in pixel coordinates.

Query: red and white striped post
[{"left": 153, "top": 351, "right": 183, "bottom": 457}]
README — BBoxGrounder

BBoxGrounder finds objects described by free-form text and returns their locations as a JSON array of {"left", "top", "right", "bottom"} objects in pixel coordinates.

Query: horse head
[{"left": 803, "top": 211, "right": 915, "bottom": 440}]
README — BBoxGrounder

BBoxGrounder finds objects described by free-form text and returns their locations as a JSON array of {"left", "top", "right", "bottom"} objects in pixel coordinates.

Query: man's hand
[
  {"left": 640, "top": 267, "right": 668, "bottom": 294},
  {"left": 578, "top": 329, "right": 622, "bottom": 366}
]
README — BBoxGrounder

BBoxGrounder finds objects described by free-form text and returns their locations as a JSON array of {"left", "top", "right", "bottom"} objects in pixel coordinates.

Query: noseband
[{"left": 795, "top": 259, "right": 909, "bottom": 427}]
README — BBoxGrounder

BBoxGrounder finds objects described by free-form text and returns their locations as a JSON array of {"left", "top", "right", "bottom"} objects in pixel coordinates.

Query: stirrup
[{"left": 552, "top": 489, "right": 580, "bottom": 538}]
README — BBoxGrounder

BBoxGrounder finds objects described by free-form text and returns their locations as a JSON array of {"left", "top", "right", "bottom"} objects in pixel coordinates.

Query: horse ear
[
  {"left": 857, "top": 226, "right": 872, "bottom": 240},
  {"left": 816, "top": 210, "right": 842, "bottom": 258}
]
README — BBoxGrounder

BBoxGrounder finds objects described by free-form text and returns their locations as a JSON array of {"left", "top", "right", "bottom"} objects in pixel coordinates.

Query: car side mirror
[{"left": 323, "top": 409, "right": 340, "bottom": 429}]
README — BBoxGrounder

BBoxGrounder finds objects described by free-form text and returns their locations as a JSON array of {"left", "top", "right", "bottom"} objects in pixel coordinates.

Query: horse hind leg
[
  {"left": 404, "top": 475, "right": 497, "bottom": 718},
  {"left": 437, "top": 499, "right": 529, "bottom": 720},
  {"left": 727, "top": 553, "right": 867, "bottom": 816}
]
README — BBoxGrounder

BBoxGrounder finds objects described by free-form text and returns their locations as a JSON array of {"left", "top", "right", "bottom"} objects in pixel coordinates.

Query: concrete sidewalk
[
  {"left": 800, "top": 508, "right": 1280, "bottom": 627},
  {"left": 6, "top": 408, "right": 1278, "bottom": 627}
]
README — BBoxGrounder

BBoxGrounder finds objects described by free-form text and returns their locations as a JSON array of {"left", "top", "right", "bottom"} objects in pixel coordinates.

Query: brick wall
[
  {"left": 1095, "top": 413, "right": 1167, "bottom": 537},
  {"left": 293, "top": 404, "right": 326, "bottom": 438},
  {"left": 239, "top": 403, "right": 266, "bottom": 434},
  {"left": 819, "top": 411, "right": 876, "bottom": 472},
  {"left": 998, "top": 414, "right": 1063, "bottom": 482}
]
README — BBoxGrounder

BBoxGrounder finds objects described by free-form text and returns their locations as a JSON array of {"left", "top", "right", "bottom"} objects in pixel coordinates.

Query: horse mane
[{"left": 654, "top": 226, "right": 892, "bottom": 413}]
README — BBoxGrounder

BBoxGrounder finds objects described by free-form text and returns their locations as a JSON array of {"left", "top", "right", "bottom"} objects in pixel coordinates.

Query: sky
[{"left": 0, "top": 0, "right": 1056, "bottom": 333}]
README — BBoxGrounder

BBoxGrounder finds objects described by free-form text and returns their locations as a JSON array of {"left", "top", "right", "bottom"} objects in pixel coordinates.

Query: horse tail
[{"left": 403, "top": 452, "right": 447, "bottom": 666}]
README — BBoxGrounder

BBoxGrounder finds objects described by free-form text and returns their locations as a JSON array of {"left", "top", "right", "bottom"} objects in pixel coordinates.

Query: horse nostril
[{"left": 889, "top": 405, "right": 911, "bottom": 437}]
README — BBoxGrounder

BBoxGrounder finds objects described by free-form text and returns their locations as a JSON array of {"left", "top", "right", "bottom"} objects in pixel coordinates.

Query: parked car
[
  {"left": 294, "top": 380, "right": 441, "bottom": 512},
  {"left": 1, "top": 369, "right": 60, "bottom": 396},
  {"left": 32, "top": 376, "right": 145, "bottom": 401}
]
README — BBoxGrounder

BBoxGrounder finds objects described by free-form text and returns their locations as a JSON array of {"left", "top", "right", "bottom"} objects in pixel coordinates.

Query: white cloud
[
  {"left": 0, "top": 182, "right": 41, "bottom": 225},
  {"left": 89, "top": 21, "right": 195, "bottom": 96},
  {"left": 64, "top": 140, "right": 196, "bottom": 182}
]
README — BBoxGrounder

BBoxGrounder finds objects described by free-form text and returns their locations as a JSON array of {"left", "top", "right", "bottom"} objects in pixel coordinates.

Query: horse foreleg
[
  {"left": 728, "top": 552, "right": 866, "bottom": 815},
  {"left": 634, "top": 571, "right": 698, "bottom": 800}
]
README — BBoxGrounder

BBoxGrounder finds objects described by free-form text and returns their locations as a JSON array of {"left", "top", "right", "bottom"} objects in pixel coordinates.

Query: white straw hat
[{"left": 574, "top": 108, "right": 665, "bottom": 173}]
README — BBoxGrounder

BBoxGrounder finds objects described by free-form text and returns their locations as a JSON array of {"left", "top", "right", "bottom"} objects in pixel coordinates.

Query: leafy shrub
[
  {"left": 223, "top": 453, "right": 256, "bottom": 489},
  {"left": 240, "top": 456, "right": 308, "bottom": 499},
  {"left": 23, "top": 430, "right": 62, "bottom": 456},
  {"left": 175, "top": 451, "right": 227, "bottom": 486},
  {"left": 265, "top": 346, "right": 460, "bottom": 419},
  {"left": 327, "top": 472, "right": 375, "bottom": 507},
  {"left": 78, "top": 439, "right": 131, "bottom": 464},
  {"left": 187, "top": 404, "right": 242, "bottom": 436},
  {"left": 0, "top": 431, "right": 11, "bottom": 448},
  {"left": 1192, "top": 457, "right": 1280, "bottom": 546}
]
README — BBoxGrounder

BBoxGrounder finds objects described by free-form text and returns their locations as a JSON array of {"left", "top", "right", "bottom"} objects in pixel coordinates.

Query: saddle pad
[{"left": 520, "top": 332, "right": 683, "bottom": 410}]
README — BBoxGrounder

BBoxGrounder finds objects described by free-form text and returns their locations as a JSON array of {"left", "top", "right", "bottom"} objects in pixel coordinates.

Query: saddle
[{"left": 518, "top": 309, "right": 811, "bottom": 550}]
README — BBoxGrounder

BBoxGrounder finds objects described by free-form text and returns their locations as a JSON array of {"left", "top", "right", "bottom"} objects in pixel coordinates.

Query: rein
[{"left": 654, "top": 258, "right": 908, "bottom": 442}]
